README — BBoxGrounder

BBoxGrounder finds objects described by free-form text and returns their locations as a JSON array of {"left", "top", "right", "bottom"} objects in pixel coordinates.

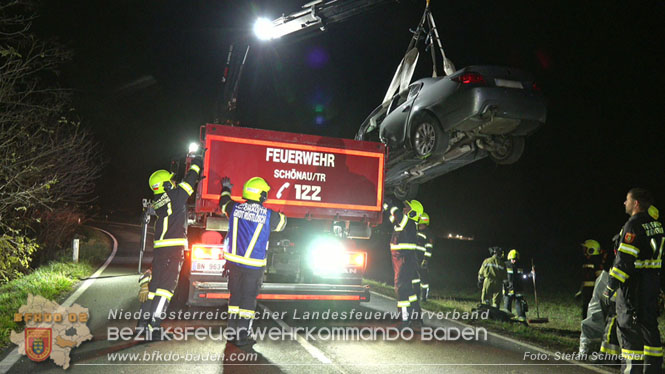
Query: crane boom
[{"left": 269, "top": 0, "right": 395, "bottom": 39}]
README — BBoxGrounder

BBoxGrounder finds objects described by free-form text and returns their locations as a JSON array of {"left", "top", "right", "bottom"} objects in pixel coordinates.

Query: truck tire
[
  {"left": 393, "top": 183, "right": 419, "bottom": 200},
  {"left": 489, "top": 136, "right": 525, "bottom": 165}
]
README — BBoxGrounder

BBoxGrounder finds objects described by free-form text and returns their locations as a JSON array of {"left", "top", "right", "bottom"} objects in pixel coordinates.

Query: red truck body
[
  {"left": 183, "top": 124, "right": 385, "bottom": 306},
  {"left": 196, "top": 123, "right": 385, "bottom": 223}
]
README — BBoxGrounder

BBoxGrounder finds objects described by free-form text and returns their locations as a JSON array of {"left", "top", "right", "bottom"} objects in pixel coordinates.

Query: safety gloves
[
  {"left": 221, "top": 176, "right": 233, "bottom": 190},
  {"left": 138, "top": 269, "right": 152, "bottom": 303}
]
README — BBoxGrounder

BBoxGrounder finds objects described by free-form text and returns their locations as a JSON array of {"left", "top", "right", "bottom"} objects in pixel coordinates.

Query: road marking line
[
  {"left": 369, "top": 291, "right": 612, "bottom": 374},
  {"left": 0, "top": 227, "right": 118, "bottom": 374},
  {"left": 260, "top": 305, "right": 347, "bottom": 374},
  {"left": 62, "top": 227, "right": 118, "bottom": 306}
]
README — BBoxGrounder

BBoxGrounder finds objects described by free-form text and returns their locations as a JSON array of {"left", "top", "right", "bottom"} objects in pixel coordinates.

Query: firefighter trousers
[
  {"left": 416, "top": 252, "right": 430, "bottom": 301},
  {"left": 504, "top": 293, "right": 527, "bottom": 319},
  {"left": 616, "top": 317, "right": 662, "bottom": 374},
  {"left": 227, "top": 262, "right": 264, "bottom": 340},
  {"left": 392, "top": 250, "right": 421, "bottom": 321},
  {"left": 582, "top": 286, "right": 594, "bottom": 320},
  {"left": 137, "top": 246, "right": 184, "bottom": 330},
  {"left": 481, "top": 279, "right": 502, "bottom": 308},
  {"left": 600, "top": 312, "right": 621, "bottom": 358}
]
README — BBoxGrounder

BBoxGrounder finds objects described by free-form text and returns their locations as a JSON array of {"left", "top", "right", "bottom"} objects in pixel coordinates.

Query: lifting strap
[{"left": 382, "top": 1, "right": 455, "bottom": 104}]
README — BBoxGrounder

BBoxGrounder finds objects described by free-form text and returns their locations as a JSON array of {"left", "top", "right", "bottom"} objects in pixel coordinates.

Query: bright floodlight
[
  {"left": 188, "top": 142, "right": 199, "bottom": 154},
  {"left": 253, "top": 17, "right": 275, "bottom": 41}
]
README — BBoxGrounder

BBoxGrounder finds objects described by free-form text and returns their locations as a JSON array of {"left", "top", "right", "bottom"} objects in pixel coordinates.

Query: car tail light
[
  {"left": 532, "top": 82, "right": 541, "bottom": 92},
  {"left": 453, "top": 72, "right": 485, "bottom": 84},
  {"left": 191, "top": 244, "right": 224, "bottom": 260}
]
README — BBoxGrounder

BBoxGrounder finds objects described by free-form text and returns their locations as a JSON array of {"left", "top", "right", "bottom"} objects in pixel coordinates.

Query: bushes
[{"left": 0, "top": 233, "right": 39, "bottom": 283}]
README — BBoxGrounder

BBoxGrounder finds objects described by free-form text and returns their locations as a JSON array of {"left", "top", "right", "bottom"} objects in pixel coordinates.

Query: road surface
[{"left": 0, "top": 223, "right": 617, "bottom": 373}]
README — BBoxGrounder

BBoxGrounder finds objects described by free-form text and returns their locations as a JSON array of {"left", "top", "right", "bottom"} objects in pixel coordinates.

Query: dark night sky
[{"left": 35, "top": 0, "right": 664, "bottom": 264}]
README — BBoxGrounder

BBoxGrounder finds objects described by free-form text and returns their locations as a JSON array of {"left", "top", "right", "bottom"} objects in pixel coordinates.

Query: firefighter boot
[
  {"left": 234, "top": 318, "right": 256, "bottom": 348},
  {"left": 421, "top": 285, "right": 429, "bottom": 302}
]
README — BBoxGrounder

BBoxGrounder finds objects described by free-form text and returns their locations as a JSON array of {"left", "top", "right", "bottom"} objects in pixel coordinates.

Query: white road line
[
  {"left": 0, "top": 227, "right": 119, "bottom": 374},
  {"left": 261, "top": 305, "right": 348, "bottom": 374},
  {"left": 369, "top": 291, "right": 612, "bottom": 374}
]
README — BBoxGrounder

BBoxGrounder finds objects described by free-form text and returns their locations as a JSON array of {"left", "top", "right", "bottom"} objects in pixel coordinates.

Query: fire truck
[{"left": 173, "top": 123, "right": 386, "bottom": 306}]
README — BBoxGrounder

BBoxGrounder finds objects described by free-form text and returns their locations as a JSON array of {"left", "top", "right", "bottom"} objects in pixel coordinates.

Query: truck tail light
[
  {"left": 347, "top": 252, "right": 365, "bottom": 267},
  {"left": 453, "top": 72, "right": 485, "bottom": 84},
  {"left": 192, "top": 244, "right": 225, "bottom": 260}
]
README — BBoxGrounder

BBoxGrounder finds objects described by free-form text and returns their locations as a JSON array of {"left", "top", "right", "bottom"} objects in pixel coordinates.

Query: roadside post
[{"left": 72, "top": 238, "right": 80, "bottom": 263}]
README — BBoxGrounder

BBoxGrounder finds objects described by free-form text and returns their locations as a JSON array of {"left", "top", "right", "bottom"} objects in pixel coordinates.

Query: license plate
[
  {"left": 494, "top": 78, "right": 523, "bottom": 89},
  {"left": 191, "top": 260, "right": 225, "bottom": 273}
]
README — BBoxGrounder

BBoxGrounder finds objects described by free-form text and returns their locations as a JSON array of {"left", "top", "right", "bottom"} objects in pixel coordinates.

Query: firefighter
[
  {"left": 503, "top": 249, "right": 530, "bottom": 321},
  {"left": 136, "top": 157, "right": 203, "bottom": 339},
  {"left": 416, "top": 212, "right": 433, "bottom": 302},
  {"left": 578, "top": 239, "right": 603, "bottom": 319},
  {"left": 219, "top": 176, "right": 287, "bottom": 347},
  {"left": 384, "top": 198, "right": 423, "bottom": 328},
  {"left": 602, "top": 188, "right": 664, "bottom": 373},
  {"left": 478, "top": 246, "right": 506, "bottom": 308}
]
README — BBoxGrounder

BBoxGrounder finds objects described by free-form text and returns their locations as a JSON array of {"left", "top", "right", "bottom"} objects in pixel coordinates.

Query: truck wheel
[
  {"left": 411, "top": 113, "right": 447, "bottom": 158},
  {"left": 489, "top": 136, "right": 525, "bottom": 165},
  {"left": 393, "top": 183, "right": 419, "bottom": 200}
]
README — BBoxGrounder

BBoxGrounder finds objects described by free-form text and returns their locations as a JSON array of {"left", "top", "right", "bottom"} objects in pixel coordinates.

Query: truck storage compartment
[{"left": 197, "top": 123, "right": 385, "bottom": 223}]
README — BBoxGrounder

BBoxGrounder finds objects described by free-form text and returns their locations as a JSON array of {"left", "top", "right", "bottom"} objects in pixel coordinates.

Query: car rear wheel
[
  {"left": 489, "top": 136, "right": 525, "bottom": 165},
  {"left": 411, "top": 113, "right": 447, "bottom": 158}
]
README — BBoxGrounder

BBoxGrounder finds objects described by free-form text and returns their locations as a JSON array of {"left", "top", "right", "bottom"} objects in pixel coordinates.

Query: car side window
[
  {"left": 407, "top": 83, "right": 423, "bottom": 100},
  {"left": 387, "top": 90, "right": 408, "bottom": 114}
]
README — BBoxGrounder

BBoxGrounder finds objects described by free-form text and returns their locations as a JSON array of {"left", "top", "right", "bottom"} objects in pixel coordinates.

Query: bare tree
[{"left": 0, "top": 0, "right": 103, "bottom": 281}]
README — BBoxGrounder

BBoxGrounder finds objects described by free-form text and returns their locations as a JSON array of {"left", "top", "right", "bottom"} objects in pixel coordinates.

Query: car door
[{"left": 380, "top": 82, "right": 423, "bottom": 146}]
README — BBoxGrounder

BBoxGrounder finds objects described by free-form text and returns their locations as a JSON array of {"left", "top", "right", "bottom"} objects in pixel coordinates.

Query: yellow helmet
[
  {"left": 243, "top": 177, "right": 270, "bottom": 202},
  {"left": 404, "top": 199, "right": 423, "bottom": 221},
  {"left": 581, "top": 239, "right": 601, "bottom": 256},
  {"left": 649, "top": 205, "right": 659, "bottom": 220},
  {"left": 149, "top": 170, "right": 175, "bottom": 194},
  {"left": 508, "top": 249, "right": 519, "bottom": 260},
  {"left": 419, "top": 212, "right": 430, "bottom": 226}
]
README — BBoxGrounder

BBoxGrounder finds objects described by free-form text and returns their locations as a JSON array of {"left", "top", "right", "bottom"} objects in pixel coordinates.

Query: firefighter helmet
[
  {"left": 404, "top": 199, "right": 423, "bottom": 221},
  {"left": 581, "top": 239, "right": 601, "bottom": 256},
  {"left": 508, "top": 249, "right": 520, "bottom": 260},
  {"left": 419, "top": 212, "right": 430, "bottom": 226},
  {"left": 243, "top": 177, "right": 270, "bottom": 202},
  {"left": 649, "top": 205, "right": 659, "bottom": 220},
  {"left": 149, "top": 170, "right": 175, "bottom": 194}
]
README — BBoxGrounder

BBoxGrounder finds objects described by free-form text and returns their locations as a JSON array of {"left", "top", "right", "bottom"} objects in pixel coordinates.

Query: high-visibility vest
[{"left": 224, "top": 202, "right": 272, "bottom": 268}]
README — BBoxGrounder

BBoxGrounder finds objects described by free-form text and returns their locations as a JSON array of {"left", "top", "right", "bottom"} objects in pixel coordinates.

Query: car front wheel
[
  {"left": 411, "top": 113, "right": 447, "bottom": 158},
  {"left": 489, "top": 136, "right": 525, "bottom": 165}
]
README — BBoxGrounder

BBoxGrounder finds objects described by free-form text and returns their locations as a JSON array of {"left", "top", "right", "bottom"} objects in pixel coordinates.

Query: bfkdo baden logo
[{"left": 10, "top": 294, "right": 92, "bottom": 369}]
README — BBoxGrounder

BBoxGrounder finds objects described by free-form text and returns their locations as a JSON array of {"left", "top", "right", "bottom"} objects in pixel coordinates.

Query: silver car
[{"left": 355, "top": 65, "right": 547, "bottom": 199}]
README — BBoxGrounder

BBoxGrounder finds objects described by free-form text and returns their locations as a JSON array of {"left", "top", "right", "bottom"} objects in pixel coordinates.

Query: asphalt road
[{"left": 0, "top": 223, "right": 615, "bottom": 373}]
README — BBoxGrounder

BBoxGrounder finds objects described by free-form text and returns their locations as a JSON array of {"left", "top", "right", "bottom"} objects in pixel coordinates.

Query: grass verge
[
  {"left": 0, "top": 226, "right": 112, "bottom": 349},
  {"left": 365, "top": 278, "right": 589, "bottom": 353},
  {"left": 364, "top": 278, "right": 665, "bottom": 354}
]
